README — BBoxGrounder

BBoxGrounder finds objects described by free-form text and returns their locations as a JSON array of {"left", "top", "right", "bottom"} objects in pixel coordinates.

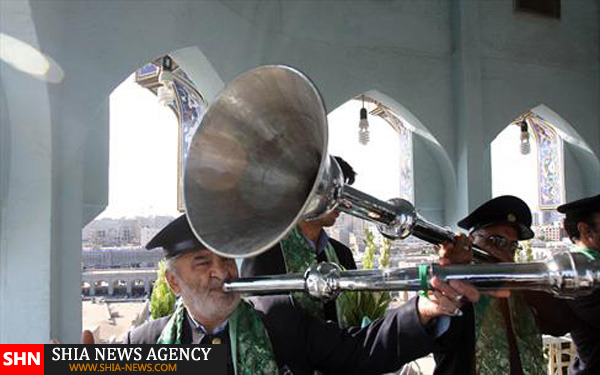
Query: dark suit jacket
[
  {"left": 432, "top": 303, "right": 475, "bottom": 375},
  {"left": 124, "top": 312, "right": 237, "bottom": 373},
  {"left": 241, "top": 238, "right": 356, "bottom": 323},
  {"left": 125, "top": 296, "right": 443, "bottom": 375},
  {"left": 568, "top": 289, "right": 600, "bottom": 375},
  {"left": 433, "top": 291, "right": 577, "bottom": 375}
]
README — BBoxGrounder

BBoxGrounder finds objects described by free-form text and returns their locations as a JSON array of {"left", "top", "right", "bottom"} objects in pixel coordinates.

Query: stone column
[
  {"left": 0, "top": 1, "right": 53, "bottom": 343},
  {"left": 449, "top": 0, "right": 492, "bottom": 224},
  {"left": 108, "top": 280, "right": 114, "bottom": 296}
]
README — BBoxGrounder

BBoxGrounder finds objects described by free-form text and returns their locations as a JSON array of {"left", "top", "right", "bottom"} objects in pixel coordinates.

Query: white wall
[
  {"left": 1, "top": 0, "right": 598, "bottom": 343},
  {"left": 413, "top": 135, "right": 445, "bottom": 225},
  {"left": 0, "top": 0, "right": 54, "bottom": 343}
]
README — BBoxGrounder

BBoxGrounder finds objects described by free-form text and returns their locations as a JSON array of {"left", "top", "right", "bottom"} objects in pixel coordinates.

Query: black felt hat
[
  {"left": 557, "top": 194, "right": 600, "bottom": 219},
  {"left": 145, "top": 214, "right": 204, "bottom": 258},
  {"left": 458, "top": 195, "right": 535, "bottom": 240}
]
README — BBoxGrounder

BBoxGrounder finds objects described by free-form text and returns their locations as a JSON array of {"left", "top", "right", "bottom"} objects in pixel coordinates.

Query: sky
[
  {"left": 101, "top": 79, "right": 405, "bottom": 219},
  {"left": 99, "top": 74, "right": 179, "bottom": 218},
  {"left": 100, "top": 76, "right": 538, "bottom": 219},
  {"left": 328, "top": 100, "right": 402, "bottom": 201},
  {"left": 491, "top": 125, "right": 539, "bottom": 210}
]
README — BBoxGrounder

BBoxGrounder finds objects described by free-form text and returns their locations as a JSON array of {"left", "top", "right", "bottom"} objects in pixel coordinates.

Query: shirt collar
[
  {"left": 186, "top": 310, "right": 228, "bottom": 335},
  {"left": 302, "top": 229, "right": 330, "bottom": 255}
]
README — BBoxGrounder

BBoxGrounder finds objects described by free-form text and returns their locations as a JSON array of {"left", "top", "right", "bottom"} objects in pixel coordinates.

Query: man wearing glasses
[{"left": 434, "top": 195, "right": 572, "bottom": 375}]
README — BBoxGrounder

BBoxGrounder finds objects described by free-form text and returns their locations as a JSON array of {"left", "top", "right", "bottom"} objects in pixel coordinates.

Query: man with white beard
[{"left": 124, "top": 214, "right": 481, "bottom": 375}]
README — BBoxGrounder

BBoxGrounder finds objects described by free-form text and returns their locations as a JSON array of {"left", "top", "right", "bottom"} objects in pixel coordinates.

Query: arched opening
[
  {"left": 326, "top": 96, "right": 413, "bottom": 263},
  {"left": 80, "top": 53, "right": 211, "bottom": 339},
  {"left": 328, "top": 96, "right": 413, "bottom": 202},
  {"left": 326, "top": 95, "right": 444, "bottom": 275},
  {"left": 491, "top": 111, "right": 568, "bottom": 259},
  {"left": 94, "top": 280, "right": 108, "bottom": 296},
  {"left": 82, "top": 282, "right": 91, "bottom": 297},
  {"left": 364, "top": 90, "right": 457, "bottom": 226},
  {"left": 112, "top": 280, "right": 128, "bottom": 297},
  {"left": 131, "top": 280, "right": 146, "bottom": 297},
  {"left": 531, "top": 105, "right": 600, "bottom": 200}
]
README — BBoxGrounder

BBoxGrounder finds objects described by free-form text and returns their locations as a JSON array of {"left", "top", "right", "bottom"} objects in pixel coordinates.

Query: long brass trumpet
[
  {"left": 183, "top": 65, "right": 491, "bottom": 260},
  {"left": 224, "top": 251, "right": 600, "bottom": 300}
]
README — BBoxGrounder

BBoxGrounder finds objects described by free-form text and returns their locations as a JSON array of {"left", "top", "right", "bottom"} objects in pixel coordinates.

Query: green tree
[
  {"left": 517, "top": 240, "right": 533, "bottom": 262},
  {"left": 337, "top": 228, "right": 391, "bottom": 328},
  {"left": 337, "top": 290, "right": 391, "bottom": 328},
  {"left": 150, "top": 260, "right": 177, "bottom": 320},
  {"left": 362, "top": 228, "right": 376, "bottom": 270},
  {"left": 379, "top": 238, "right": 391, "bottom": 268}
]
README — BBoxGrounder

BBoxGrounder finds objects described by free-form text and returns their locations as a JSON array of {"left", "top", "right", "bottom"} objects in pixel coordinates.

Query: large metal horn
[
  {"left": 184, "top": 65, "right": 490, "bottom": 258},
  {"left": 184, "top": 65, "right": 328, "bottom": 258}
]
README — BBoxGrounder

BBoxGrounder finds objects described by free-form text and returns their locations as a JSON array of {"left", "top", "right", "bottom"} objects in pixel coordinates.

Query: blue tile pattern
[
  {"left": 530, "top": 117, "right": 564, "bottom": 209},
  {"left": 137, "top": 62, "right": 159, "bottom": 78}
]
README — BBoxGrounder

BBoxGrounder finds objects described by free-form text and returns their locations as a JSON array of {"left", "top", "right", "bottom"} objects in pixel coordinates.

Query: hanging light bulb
[
  {"left": 358, "top": 95, "right": 370, "bottom": 145},
  {"left": 520, "top": 119, "right": 531, "bottom": 155},
  {"left": 157, "top": 56, "right": 176, "bottom": 106}
]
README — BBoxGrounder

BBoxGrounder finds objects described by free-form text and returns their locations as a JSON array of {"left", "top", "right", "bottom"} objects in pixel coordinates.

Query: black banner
[{"left": 45, "top": 345, "right": 226, "bottom": 375}]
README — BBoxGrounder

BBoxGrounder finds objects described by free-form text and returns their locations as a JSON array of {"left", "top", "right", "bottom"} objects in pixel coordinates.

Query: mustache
[{"left": 208, "top": 276, "right": 236, "bottom": 291}]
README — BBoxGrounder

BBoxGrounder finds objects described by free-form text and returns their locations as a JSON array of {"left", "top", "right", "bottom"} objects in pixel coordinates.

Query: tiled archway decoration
[
  {"left": 528, "top": 115, "right": 565, "bottom": 209},
  {"left": 135, "top": 57, "right": 207, "bottom": 210}
]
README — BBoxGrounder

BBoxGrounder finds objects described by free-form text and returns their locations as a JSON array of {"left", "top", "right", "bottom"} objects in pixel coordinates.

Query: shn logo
[{"left": 3, "top": 352, "right": 41, "bottom": 366}]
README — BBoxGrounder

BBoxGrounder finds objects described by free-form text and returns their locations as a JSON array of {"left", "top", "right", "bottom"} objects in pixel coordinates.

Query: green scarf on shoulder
[
  {"left": 280, "top": 227, "right": 387, "bottom": 328},
  {"left": 574, "top": 246, "right": 600, "bottom": 261},
  {"left": 280, "top": 227, "right": 339, "bottom": 322},
  {"left": 156, "top": 299, "right": 279, "bottom": 375},
  {"left": 474, "top": 294, "right": 546, "bottom": 375}
]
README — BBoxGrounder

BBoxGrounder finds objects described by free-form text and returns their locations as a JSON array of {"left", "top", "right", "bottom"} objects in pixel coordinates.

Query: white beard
[{"left": 179, "top": 279, "right": 240, "bottom": 323}]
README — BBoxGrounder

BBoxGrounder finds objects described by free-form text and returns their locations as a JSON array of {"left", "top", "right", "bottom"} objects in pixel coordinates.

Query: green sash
[
  {"left": 280, "top": 227, "right": 388, "bottom": 328},
  {"left": 474, "top": 294, "right": 546, "bottom": 375},
  {"left": 157, "top": 299, "right": 279, "bottom": 375},
  {"left": 574, "top": 246, "right": 600, "bottom": 261},
  {"left": 280, "top": 227, "right": 341, "bottom": 322}
]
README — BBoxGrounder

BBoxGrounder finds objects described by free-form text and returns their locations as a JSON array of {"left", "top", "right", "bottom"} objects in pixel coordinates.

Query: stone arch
[
  {"left": 111, "top": 280, "right": 127, "bottom": 296},
  {"left": 130, "top": 279, "right": 146, "bottom": 297},
  {"left": 491, "top": 104, "right": 599, "bottom": 210},
  {"left": 488, "top": 103, "right": 598, "bottom": 155},
  {"left": 327, "top": 90, "right": 456, "bottom": 226},
  {"left": 93, "top": 280, "right": 108, "bottom": 296},
  {"left": 531, "top": 105, "right": 600, "bottom": 199},
  {"left": 81, "top": 282, "right": 91, "bottom": 297},
  {"left": 84, "top": 45, "right": 224, "bottom": 224},
  {"left": 368, "top": 91, "right": 457, "bottom": 225},
  {"left": 491, "top": 112, "right": 564, "bottom": 233}
]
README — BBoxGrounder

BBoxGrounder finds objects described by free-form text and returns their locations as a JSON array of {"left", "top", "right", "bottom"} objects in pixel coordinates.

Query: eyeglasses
[{"left": 473, "top": 234, "right": 521, "bottom": 253}]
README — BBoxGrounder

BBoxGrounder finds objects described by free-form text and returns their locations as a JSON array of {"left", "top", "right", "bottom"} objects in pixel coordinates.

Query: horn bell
[{"left": 184, "top": 65, "right": 329, "bottom": 258}]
